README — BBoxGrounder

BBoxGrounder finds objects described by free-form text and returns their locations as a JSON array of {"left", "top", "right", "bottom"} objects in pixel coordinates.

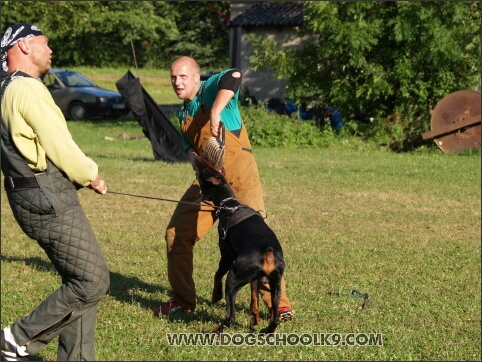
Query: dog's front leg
[
  {"left": 212, "top": 255, "right": 234, "bottom": 303},
  {"left": 213, "top": 272, "right": 239, "bottom": 334},
  {"left": 212, "top": 232, "right": 235, "bottom": 303},
  {"left": 212, "top": 272, "right": 224, "bottom": 304},
  {"left": 249, "top": 280, "right": 261, "bottom": 331}
]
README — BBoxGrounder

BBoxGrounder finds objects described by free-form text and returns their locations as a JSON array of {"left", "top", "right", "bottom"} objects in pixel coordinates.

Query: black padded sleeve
[{"left": 219, "top": 69, "right": 242, "bottom": 92}]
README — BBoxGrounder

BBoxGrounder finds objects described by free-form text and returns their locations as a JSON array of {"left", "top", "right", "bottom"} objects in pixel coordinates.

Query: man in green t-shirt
[{"left": 153, "top": 56, "right": 294, "bottom": 323}]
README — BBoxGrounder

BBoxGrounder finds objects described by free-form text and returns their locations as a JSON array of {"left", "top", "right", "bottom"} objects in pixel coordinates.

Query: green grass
[
  {"left": 70, "top": 66, "right": 182, "bottom": 106},
  {"left": 1, "top": 119, "right": 480, "bottom": 360}
]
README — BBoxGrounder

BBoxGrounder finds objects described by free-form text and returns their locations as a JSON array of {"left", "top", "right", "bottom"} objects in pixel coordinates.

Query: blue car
[{"left": 40, "top": 68, "right": 129, "bottom": 120}]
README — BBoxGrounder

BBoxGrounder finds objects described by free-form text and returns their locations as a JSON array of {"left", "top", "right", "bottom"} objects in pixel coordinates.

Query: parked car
[{"left": 40, "top": 68, "right": 129, "bottom": 120}]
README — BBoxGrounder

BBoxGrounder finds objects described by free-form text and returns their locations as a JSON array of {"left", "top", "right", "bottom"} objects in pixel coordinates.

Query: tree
[
  {"left": 165, "top": 1, "right": 230, "bottom": 70},
  {"left": 0, "top": 1, "right": 178, "bottom": 67},
  {"left": 0, "top": 0, "right": 230, "bottom": 69},
  {"left": 248, "top": 1, "right": 481, "bottom": 138}
]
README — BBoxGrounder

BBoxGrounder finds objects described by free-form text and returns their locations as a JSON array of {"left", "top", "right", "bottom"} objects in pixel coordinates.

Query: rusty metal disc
[{"left": 430, "top": 90, "right": 481, "bottom": 153}]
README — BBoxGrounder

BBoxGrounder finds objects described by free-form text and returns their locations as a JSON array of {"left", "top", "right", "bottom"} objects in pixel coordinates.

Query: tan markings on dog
[
  {"left": 208, "top": 176, "right": 222, "bottom": 185},
  {"left": 262, "top": 251, "right": 276, "bottom": 275}
]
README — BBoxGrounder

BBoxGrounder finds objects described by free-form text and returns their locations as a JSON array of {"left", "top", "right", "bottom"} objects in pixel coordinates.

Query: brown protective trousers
[{"left": 165, "top": 104, "right": 291, "bottom": 311}]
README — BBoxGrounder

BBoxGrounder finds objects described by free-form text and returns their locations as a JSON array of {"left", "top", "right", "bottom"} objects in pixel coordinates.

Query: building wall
[
  {"left": 229, "top": 2, "right": 306, "bottom": 103},
  {"left": 238, "top": 27, "right": 292, "bottom": 103},
  {"left": 239, "top": 26, "right": 310, "bottom": 103}
]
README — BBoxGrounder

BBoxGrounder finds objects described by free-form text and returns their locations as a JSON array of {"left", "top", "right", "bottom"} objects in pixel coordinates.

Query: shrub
[{"left": 242, "top": 104, "right": 402, "bottom": 152}]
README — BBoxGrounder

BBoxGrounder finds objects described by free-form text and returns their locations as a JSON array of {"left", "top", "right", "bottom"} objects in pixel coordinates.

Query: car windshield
[{"left": 58, "top": 71, "right": 96, "bottom": 87}]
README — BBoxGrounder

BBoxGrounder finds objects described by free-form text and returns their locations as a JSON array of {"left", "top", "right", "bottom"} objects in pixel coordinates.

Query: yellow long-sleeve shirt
[{"left": 1, "top": 75, "right": 97, "bottom": 186}]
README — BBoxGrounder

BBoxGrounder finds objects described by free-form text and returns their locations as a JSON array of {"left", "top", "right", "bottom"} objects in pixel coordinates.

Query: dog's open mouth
[
  {"left": 194, "top": 156, "right": 227, "bottom": 185},
  {"left": 194, "top": 156, "right": 221, "bottom": 173}
]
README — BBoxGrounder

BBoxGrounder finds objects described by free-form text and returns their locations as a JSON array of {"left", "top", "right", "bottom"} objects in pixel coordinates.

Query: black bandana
[{"left": 1, "top": 23, "right": 44, "bottom": 72}]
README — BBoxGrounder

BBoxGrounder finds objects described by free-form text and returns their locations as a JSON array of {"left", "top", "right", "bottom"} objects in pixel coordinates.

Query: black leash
[
  {"left": 108, "top": 190, "right": 269, "bottom": 218},
  {"left": 108, "top": 190, "right": 217, "bottom": 209}
]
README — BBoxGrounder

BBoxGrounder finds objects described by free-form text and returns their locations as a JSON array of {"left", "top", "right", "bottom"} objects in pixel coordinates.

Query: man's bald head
[
  {"left": 170, "top": 56, "right": 202, "bottom": 101},
  {"left": 171, "top": 56, "right": 201, "bottom": 74}
]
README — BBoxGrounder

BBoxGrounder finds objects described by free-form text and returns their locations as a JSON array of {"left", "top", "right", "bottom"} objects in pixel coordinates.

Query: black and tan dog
[{"left": 193, "top": 156, "right": 285, "bottom": 334}]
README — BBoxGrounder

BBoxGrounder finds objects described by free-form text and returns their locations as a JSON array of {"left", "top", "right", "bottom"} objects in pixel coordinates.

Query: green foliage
[
  {"left": 241, "top": 104, "right": 372, "bottom": 151},
  {"left": 0, "top": 0, "right": 230, "bottom": 69},
  {"left": 249, "top": 1, "right": 481, "bottom": 142},
  {"left": 165, "top": 1, "right": 230, "bottom": 70},
  {"left": 240, "top": 102, "right": 443, "bottom": 153}
]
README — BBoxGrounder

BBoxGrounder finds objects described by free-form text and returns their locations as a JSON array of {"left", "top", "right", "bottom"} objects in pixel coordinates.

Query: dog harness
[{"left": 216, "top": 197, "right": 263, "bottom": 240}]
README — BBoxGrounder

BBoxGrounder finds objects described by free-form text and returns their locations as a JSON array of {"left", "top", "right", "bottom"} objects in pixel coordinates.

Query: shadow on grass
[
  {"left": 1, "top": 255, "right": 256, "bottom": 329},
  {"left": 108, "top": 271, "right": 167, "bottom": 310},
  {"left": 164, "top": 298, "right": 272, "bottom": 331},
  {"left": 160, "top": 297, "right": 226, "bottom": 326},
  {"left": 0, "top": 254, "right": 56, "bottom": 273},
  {"left": 1, "top": 255, "right": 170, "bottom": 313}
]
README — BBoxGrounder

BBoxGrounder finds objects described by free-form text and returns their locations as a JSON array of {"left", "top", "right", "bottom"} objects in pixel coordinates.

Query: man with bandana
[
  {"left": 154, "top": 56, "right": 294, "bottom": 323},
  {"left": 1, "top": 23, "right": 110, "bottom": 361}
]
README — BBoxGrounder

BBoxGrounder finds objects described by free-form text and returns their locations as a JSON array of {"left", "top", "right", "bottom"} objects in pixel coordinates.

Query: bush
[{"left": 241, "top": 104, "right": 411, "bottom": 152}]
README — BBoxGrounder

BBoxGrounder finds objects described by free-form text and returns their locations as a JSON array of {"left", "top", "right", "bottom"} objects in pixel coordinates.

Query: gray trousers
[{"left": 5, "top": 167, "right": 110, "bottom": 361}]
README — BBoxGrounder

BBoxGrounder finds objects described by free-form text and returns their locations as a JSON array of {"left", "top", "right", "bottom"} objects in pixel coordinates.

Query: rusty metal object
[{"left": 422, "top": 90, "right": 481, "bottom": 153}]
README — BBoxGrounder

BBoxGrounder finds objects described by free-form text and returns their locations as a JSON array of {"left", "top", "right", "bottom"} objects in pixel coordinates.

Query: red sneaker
[
  {"left": 153, "top": 299, "right": 191, "bottom": 316},
  {"left": 278, "top": 307, "right": 294, "bottom": 322}
]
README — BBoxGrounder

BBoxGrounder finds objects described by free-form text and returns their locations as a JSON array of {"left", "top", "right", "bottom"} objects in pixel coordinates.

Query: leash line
[
  {"left": 108, "top": 190, "right": 268, "bottom": 217},
  {"left": 108, "top": 190, "right": 216, "bottom": 209}
]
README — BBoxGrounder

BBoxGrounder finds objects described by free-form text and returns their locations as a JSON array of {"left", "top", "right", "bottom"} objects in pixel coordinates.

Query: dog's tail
[{"left": 263, "top": 247, "right": 276, "bottom": 275}]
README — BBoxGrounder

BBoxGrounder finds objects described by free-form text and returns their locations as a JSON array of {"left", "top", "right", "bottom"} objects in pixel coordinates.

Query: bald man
[{"left": 154, "top": 56, "right": 294, "bottom": 323}]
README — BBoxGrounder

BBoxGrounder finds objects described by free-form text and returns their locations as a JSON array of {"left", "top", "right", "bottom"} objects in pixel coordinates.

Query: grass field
[
  {"left": 71, "top": 66, "right": 184, "bottom": 106},
  {"left": 1, "top": 118, "right": 480, "bottom": 361}
]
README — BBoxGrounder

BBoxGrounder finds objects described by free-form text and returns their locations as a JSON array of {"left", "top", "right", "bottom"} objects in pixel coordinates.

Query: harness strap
[{"left": 218, "top": 205, "right": 262, "bottom": 240}]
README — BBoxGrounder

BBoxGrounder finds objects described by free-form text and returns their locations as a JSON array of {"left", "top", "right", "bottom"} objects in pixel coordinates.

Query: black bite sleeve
[{"left": 219, "top": 69, "right": 242, "bottom": 92}]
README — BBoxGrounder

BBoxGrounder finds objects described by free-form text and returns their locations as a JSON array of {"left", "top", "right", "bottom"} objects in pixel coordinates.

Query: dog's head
[{"left": 193, "top": 156, "right": 230, "bottom": 201}]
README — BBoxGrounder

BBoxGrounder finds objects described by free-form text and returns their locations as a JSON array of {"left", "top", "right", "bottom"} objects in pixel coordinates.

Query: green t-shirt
[{"left": 178, "top": 69, "right": 242, "bottom": 152}]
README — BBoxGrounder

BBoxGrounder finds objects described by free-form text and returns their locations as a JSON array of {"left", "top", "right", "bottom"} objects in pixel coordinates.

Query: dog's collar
[
  {"left": 218, "top": 204, "right": 261, "bottom": 240},
  {"left": 219, "top": 197, "right": 237, "bottom": 207},
  {"left": 216, "top": 197, "right": 239, "bottom": 218}
]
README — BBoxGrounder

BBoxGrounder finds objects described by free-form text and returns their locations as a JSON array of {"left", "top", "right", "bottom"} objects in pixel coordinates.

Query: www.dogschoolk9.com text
[{"left": 166, "top": 332, "right": 384, "bottom": 347}]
